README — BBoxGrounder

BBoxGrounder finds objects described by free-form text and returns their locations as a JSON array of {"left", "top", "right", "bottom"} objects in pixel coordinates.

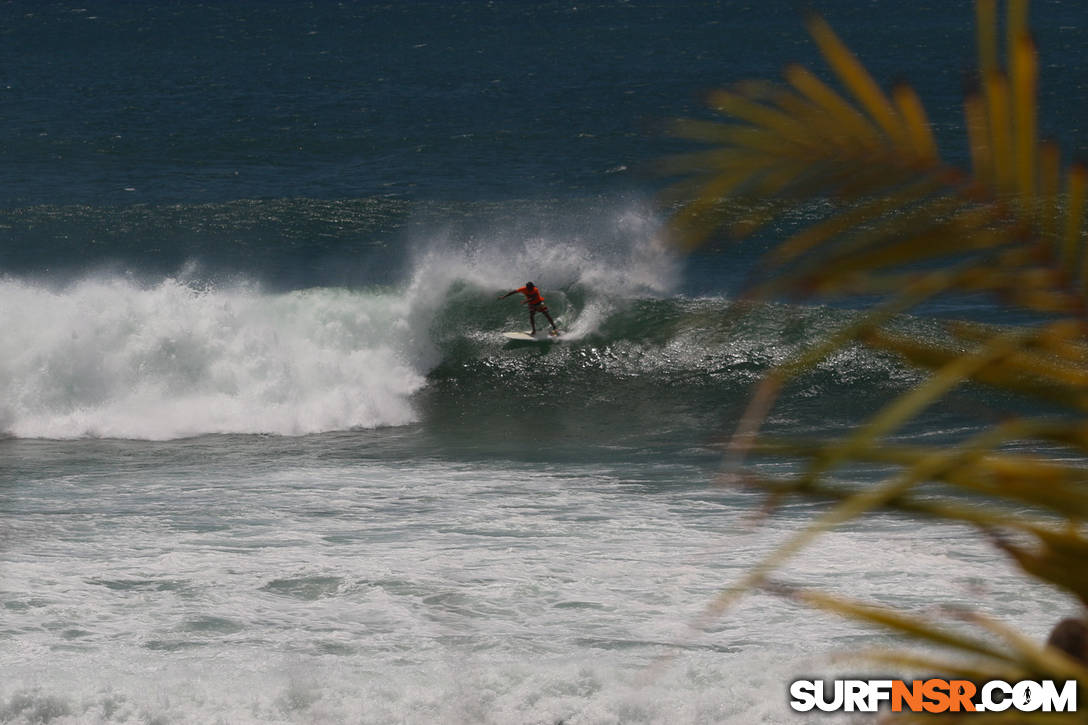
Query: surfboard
[{"left": 502, "top": 330, "right": 560, "bottom": 342}]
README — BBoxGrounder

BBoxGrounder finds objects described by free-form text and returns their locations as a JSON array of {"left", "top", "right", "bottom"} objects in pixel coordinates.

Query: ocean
[{"left": 2, "top": 2, "right": 1085, "bottom": 723}]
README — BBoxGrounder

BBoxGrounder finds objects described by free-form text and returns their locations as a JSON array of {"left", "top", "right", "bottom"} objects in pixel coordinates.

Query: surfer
[{"left": 498, "top": 281, "right": 559, "bottom": 336}]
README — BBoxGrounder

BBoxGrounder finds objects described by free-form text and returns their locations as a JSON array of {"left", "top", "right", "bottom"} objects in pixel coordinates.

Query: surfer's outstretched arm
[{"left": 498, "top": 290, "right": 516, "bottom": 300}]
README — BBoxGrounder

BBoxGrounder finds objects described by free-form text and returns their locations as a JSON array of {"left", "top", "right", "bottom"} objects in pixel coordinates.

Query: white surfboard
[{"left": 502, "top": 330, "right": 560, "bottom": 342}]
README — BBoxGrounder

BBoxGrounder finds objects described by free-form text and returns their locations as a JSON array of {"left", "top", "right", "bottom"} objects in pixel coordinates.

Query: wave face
[
  {"left": 0, "top": 278, "right": 919, "bottom": 446},
  {"left": 0, "top": 201, "right": 939, "bottom": 443},
  {"left": 0, "top": 206, "right": 688, "bottom": 440}
]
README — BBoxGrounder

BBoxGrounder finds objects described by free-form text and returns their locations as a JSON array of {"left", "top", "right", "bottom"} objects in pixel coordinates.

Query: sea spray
[{"left": 402, "top": 202, "right": 680, "bottom": 342}]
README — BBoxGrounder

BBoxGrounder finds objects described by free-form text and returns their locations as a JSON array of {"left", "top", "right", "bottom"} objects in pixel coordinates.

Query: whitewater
[{"left": 3, "top": 433, "right": 1071, "bottom": 725}]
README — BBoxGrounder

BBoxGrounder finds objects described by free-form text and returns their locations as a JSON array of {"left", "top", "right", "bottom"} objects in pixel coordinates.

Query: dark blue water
[
  {"left": 3, "top": 1, "right": 1084, "bottom": 255},
  {"left": 2, "top": 1, "right": 795, "bottom": 206}
]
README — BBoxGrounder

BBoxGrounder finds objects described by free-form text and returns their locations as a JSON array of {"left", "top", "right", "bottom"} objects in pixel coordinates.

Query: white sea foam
[
  {"left": 0, "top": 455, "right": 1072, "bottom": 724},
  {"left": 0, "top": 276, "right": 424, "bottom": 439}
]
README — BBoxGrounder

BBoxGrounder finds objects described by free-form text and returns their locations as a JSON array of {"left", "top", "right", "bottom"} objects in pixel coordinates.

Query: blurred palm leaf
[{"left": 665, "top": 0, "right": 1088, "bottom": 713}]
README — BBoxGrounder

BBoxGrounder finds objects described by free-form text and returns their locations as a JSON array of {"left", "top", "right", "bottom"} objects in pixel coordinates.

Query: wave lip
[{"left": 1, "top": 277, "right": 424, "bottom": 440}]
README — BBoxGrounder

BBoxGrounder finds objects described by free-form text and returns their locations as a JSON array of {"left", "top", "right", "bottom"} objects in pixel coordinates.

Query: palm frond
[{"left": 665, "top": 0, "right": 1088, "bottom": 700}]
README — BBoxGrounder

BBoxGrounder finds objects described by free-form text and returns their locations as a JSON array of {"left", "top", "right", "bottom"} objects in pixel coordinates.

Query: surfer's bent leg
[{"left": 542, "top": 308, "right": 557, "bottom": 331}]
